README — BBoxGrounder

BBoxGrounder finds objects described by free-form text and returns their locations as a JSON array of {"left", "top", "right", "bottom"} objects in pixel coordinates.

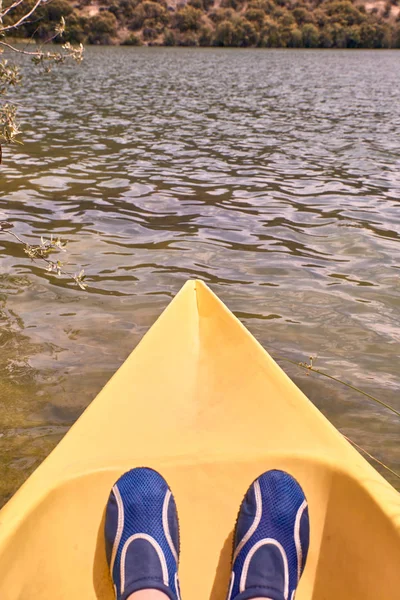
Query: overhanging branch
[{"left": 0, "top": 0, "right": 44, "bottom": 32}]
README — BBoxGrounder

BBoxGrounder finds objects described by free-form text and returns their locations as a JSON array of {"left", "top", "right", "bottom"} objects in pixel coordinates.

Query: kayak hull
[{"left": 0, "top": 280, "right": 399, "bottom": 599}]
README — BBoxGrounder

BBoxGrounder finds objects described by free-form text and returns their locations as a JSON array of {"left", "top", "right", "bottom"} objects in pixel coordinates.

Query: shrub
[
  {"left": 379, "top": 23, "right": 392, "bottom": 47},
  {"left": 203, "top": 0, "right": 215, "bottom": 9},
  {"left": 214, "top": 19, "right": 236, "bottom": 44},
  {"left": 393, "top": 25, "right": 400, "bottom": 47},
  {"left": 188, "top": 0, "right": 204, "bottom": 9},
  {"left": 46, "top": 0, "right": 74, "bottom": 21},
  {"left": 239, "top": 18, "right": 259, "bottom": 45},
  {"left": 279, "top": 11, "right": 296, "bottom": 26},
  {"left": 87, "top": 12, "right": 118, "bottom": 44},
  {"left": 122, "top": 33, "right": 143, "bottom": 44},
  {"left": 259, "top": 19, "right": 282, "bottom": 45},
  {"left": 271, "top": 6, "right": 284, "bottom": 19},
  {"left": 164, "top": 29, "right": 177, "bottom": 44},
  {"left": 32, "top": 22, "right": 54, "bottom": 41},
  {"left": 248, "top": 0, "right": 275, "bottom": 14},
  {"left": 214, "top": 16, "right": 258, "bottom": 45},
  {"left": 287, "top": 26, "right": 303, "bottom": 46},
  {"left": 61, "top": 14, "right": 88, "bottom": 43},
  {"left": 130, "top": 2, "right": 169, "bottom": 30},
  {"left": 314, "top": 8, "right": 328, "bottom": 26},
  {"left": 174, "top": 6, "right": 203, "bottom": 31},
  {"left": 319, "top": 25, "right": 334, "bottom": 46},
  {"left": 292, "top": 7, "right": 314, "bottom": 24},
  {"left": 199, "top": 26, "right": 213, "bottom": 44},
  {"left": 301, "top": 22, "right": 319, "bottom": 46},
  {"left": 325, "top": 1, "right": 365, "bottom": 26},
  {"left": 4, "top": 0, "right": 400, "bottom": 48},
  {"left": 9, "top": 0, "right": 74, "bottom": 39},
  {"left": 330, "top": 22, "right": 347, "bottom": 46},
  {"left": 108, "top": 0, "right": 141, "bottom": 21},
  {"left": 359, "top": 21, "right": 386, "bottom": 46},
  {"left": 244, "top": 8, "right": 266, "bottom": 27},
  {"left": 143, "top": 26, "right": 158, "bottom": 39},
  {"left": 130, "top": 5, "right": 145, "bottom": 28},
  {"left": 177, "top": 31, "right": 199, "bottom": 44},
  {"left": 345, "top": 24, "right": 361, "bottom": 47},
  {"left": 220, "top": 0, "right": 245, "bottom": 8},
  {"left": 209, "top": 8, "right": 235, "bottom": 23},
  {"left": 383, "top": 1, "right": 392, "bottom": 17}
]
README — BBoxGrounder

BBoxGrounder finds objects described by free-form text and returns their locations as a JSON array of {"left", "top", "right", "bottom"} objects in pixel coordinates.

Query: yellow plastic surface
[{"left": 0, "top": 280, "right": 399, "bottom": 599}]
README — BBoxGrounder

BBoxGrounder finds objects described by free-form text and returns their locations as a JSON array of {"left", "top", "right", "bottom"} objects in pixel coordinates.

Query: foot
[
  {"left": 105, "top": 467, "right": 180, "bottom": 600},
  {"left": 227, "top": 470, "right": 309, "bottom": 600}
]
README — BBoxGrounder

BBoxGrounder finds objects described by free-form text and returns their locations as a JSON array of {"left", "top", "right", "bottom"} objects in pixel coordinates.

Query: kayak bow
[{"left": 0, "top": 280, "right": 399, "bottom": 599}]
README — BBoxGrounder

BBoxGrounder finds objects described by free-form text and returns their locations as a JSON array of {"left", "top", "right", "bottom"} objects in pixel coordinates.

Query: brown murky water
[{"left": 0, "top": 48, "right": 399, "bottom": 505}]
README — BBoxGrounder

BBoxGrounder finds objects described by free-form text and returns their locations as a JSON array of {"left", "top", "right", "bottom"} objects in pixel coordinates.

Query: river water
[{"left": 0, "top": 48, "right": 399, "bottom": 504}]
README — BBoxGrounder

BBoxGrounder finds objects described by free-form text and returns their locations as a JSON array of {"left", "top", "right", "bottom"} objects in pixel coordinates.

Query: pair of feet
[{"left": 105, "top": 468, "right": 310, "bottom": 600}]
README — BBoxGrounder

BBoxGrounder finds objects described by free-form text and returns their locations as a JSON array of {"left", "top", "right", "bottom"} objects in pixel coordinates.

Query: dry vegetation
[{"left": 4, "top": 0, "right": 400, "bottom": 47}]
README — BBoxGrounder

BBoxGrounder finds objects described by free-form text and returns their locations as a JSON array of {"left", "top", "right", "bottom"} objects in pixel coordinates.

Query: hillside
[{"left": 5, "top": 0, "right": 400, "bottom": 47}]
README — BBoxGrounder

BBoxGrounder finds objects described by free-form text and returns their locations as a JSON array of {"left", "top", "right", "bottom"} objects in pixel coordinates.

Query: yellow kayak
[{"left": 0, "top": 280, "right": 399, "bottom": 599}]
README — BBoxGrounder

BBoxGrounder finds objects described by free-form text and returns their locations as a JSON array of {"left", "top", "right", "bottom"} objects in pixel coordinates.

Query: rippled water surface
[{"left": 1, "top": 48, "right": 399, "bottom": 503}]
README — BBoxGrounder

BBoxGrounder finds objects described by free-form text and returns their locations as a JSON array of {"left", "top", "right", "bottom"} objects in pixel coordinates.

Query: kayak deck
[{"left": 0, "top": 280, "right": 399, "bottom": 599}]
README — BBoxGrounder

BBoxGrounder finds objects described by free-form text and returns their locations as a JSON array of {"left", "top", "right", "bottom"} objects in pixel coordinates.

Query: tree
[
  {"left": 0, "top": 0, "right": 398, "bottom": 50},
  {"left": 325, "top": 1, "right": 365, "bottom": 26},
  {"left": 287, "top": 25, "right": 303, "bottom": 47},
  {"left": 301, "top": 22, "right": 319, "bottom": 46},
  {"left": 198, "top": 25, "right": 212, "bottom": 45},
  {"left": 345, "top": 24, "right": 361, "bottom": 47},
  {"left": 129, "top": 1, "right": 169, "bottom": 31},
  {"left": 245, "top": 8, "right": 266, "bottom": 29},
  {"left": 214, "top": 19, "right": 235, "bottom": 44},
  {"left": 214, "top": 15, "right": 258, "bottom": 46},
  {"left": 174, "top": 6, "right": 203, "bottom": 32},
  {"left": 319, "top": 25, "right": 334, "bottom": 47},
  {"left": 292, "top": 6, "right": 314, "bottom": 25},
  {"left": 259, "top": 19, "right": 282, "bottom": 46},
  {"left": 87, "top": 11, "right": 118, "bottom": 44},
  {"left": 237, "top": 18, "right": 258, "bottom": 46}
]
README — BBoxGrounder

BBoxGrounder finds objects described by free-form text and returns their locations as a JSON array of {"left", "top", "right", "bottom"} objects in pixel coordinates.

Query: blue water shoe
[
  {"left": 105, "top": 467, "right": 180, "bottom": 600},
  {"left": 227, "top": 470, "right": 309, "bottom": 600}
]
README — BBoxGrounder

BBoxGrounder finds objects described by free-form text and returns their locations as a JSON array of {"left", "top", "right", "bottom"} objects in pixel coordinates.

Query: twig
[
  {"left": 1, "top": 0, "right": 25, "bottom": 19},
  {"left": 0, "top": 224, "right": 87, "bottom": 289},
  {"left": 0, "top": 32, "right": 83, "bottom": 147},
  {"left": 273, "top": 354, "right": 400, "bottom": 418},
  {"left": 0, "top": 39, "right": 47, "bottom": 56},
  {"left": 274, "top": 353, "right": 400, "bottom": 482},
  {"left": 341, "top": 433, "right": 400, "bottom": 481}
]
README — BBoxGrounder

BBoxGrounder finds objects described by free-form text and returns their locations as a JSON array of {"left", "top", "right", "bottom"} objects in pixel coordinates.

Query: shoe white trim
[
  {"left": 294, "top": 500, "right": 307, "bottom": 582},
  {"left": 239, "top": 538, "right": 289, "bottom": 600},
  {"left": 163, "top": 490, "right": 179, "bottom": 563},
  {"left": 227, "top": 571, "right": 235, "bottom": 600},
  {"left": 175, "top": 572, "right": 181, "bottom": 600},
  {"left": 120, "top": 533, "right": 169, "bottom": 594},
  {"left": 233, "top": 480, "right": 262, "bottom": 562},
  {"left": 110, "top": 485, "right": 124, "bottom": 577}
]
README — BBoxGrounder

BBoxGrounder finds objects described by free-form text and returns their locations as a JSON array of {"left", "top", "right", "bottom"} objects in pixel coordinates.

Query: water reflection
[
  {"left": 1, "top": 48, "right": 399, "bottom": 503},
  {"left": 0, "top": 274, "right": 65, "bottom": 504}
]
